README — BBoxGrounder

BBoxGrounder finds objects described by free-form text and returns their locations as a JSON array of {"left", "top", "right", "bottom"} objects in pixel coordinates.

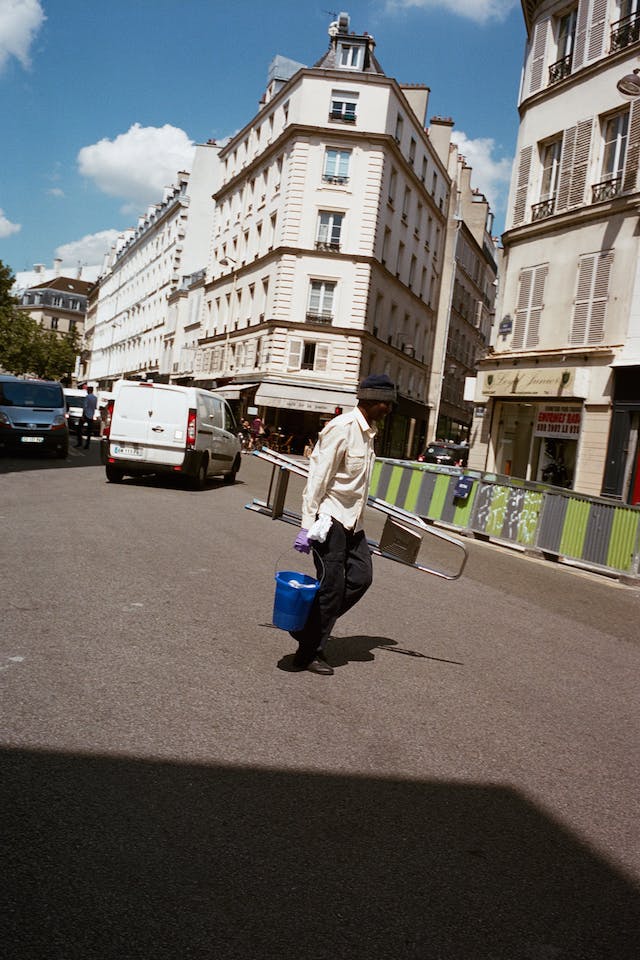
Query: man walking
[
  {"left": 290, "top": 373, "right": 396, "bottom": 675},
  {"left": 76, "top": 386, "right": 98, "bottom": 449}
]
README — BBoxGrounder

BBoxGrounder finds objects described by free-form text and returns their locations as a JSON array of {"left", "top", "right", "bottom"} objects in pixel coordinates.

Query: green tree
[{"left": 0, "top": 259, "right": 80, "bottom": 380}]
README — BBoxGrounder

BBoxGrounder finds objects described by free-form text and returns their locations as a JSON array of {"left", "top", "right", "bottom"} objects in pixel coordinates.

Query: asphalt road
[{"left": 2, "top": 443, "right": 640, "bottom": 959}]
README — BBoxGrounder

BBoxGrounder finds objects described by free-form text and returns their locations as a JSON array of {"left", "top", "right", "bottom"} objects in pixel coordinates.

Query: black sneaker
[{"left": 306, "top": 655, "right": 334, "bottom": 676}]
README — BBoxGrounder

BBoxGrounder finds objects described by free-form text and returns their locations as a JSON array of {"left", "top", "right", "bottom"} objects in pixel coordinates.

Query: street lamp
[
  {"left": 218, "top": 256, "right": 238, "bottom": 373},
  {"left": 616, "top": 67, "right": 640, "bottom": 97}
]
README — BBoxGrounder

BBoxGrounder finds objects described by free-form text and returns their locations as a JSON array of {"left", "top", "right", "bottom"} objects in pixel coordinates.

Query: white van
[{"left": 103, "top": 380, "right": 242, "bottom": 489}]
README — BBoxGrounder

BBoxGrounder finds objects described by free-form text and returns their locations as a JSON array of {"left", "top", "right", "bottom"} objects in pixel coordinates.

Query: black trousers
[
  {"left": 292, "top": 519, "right": 373, "bottom": 664},
  {"left": 76, "top": 417, "right": 94, "bottom": 447}
]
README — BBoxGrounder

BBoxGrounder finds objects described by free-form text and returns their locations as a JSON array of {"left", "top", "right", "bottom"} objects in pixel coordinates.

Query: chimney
[
  {"left": 400, "top": 84, "right": 430, "bottom": 128},
  {"left": 53, "top": 257, "right": 62, "bottom": 276},
  {"left": 33, "top": 263, "right": 45, "bottom": 274},
  {"left": 428, "top": 116, "right": 455, "bottom": 166}
]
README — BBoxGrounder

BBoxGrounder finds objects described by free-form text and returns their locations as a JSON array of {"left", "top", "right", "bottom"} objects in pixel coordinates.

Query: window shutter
[
  {"left": 570, "top": 250, "right": 613, "bottom": 344},
  {"left": 526, "top": 265, "right": 548, "bottom": 348},
  {"left": 556, "top": 125, "right": 576, "bottom": 211},
  {"left": 588, "top": 249, "right": 613, "bottom": 343},
  {"left": 512, "top": 268, "right": 533, "bottom": 349},
  {"left": 528, "top": 19, "right": 549, "bottom": 95},
  {"left": 587, "top": 0, "right": 608, "bottom": 62},
  {"left": 568, "top": 118, "right": 593, "bottom": 207},
  {"left": 572, "top": 1, "right": 590, "bottom": 71},
  {"left": 623, "top": 100, "right": 640, "bottom": 193},
  {"left": 287, "top": 339, "right": 303, "bottom": 370},
  {"left": 512, "top": 146, "right": 533, "bottom": 226},
  {"left": 315, "top": 343, "right": 329, "bottom": 371}
]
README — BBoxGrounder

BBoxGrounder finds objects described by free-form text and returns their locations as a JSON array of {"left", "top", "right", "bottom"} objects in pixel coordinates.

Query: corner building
[
  {"left": 475, "top": 0, "right": 640, "bottom": 503},
  {"left": 193, "top": 14, "right": 449, "bottom": 456}
]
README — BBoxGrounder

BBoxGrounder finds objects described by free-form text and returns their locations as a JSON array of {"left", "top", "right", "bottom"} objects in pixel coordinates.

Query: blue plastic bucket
[{"left": 273, "top": 570, "right": 320, "bottom": 631}]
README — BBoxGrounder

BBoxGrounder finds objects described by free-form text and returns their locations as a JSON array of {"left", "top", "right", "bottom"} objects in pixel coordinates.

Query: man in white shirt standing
[{"left": 291, "top": 373, "right": 397, "bottom": 675}]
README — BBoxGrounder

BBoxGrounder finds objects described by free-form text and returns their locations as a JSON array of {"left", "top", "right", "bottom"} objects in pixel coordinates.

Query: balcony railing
[
  {"left": 592, "top": 175, "right": 622, "bottom": 202},
  {"left": 548, "top": 53, "right": 572, "bottom": 85},
  {"left": 322, "top": 174, "right": 349, "bottom": 185},
  {"left": 328, "top": 109, "right": 356, "bottom": 123},
  {"left": 305, "top": 311, "right": 333, "bottom": 325},
  {"left": 315, "top": 240, "right": 341, "bottom": 252},
  {"left": 531, "top": 197, "right": 556, "bottom": 221},
  {"left": 611, "top": 12, "right": 640, "bottom": 52}
]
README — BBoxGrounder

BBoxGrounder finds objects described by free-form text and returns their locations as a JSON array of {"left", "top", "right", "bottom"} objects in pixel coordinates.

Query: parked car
[
  {"left": 63, "top": 388, "right": 87, "bottom": 434},
  {"left": 417, "top": 442, "right": 469, "bottom": 466},
  {"left": 0, "top": 375, "right": 69, "bottom": 458},
  {"left": 102, "top": 380, "right": 242, "bottom": 489}
]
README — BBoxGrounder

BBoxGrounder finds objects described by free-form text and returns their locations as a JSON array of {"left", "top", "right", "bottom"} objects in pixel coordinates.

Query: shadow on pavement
[
  {"left": 0, "top": 442, "right": 102, "bottom": 474},
  {"left": 3, "top": 746, "right": 639, "bottom": 958}
]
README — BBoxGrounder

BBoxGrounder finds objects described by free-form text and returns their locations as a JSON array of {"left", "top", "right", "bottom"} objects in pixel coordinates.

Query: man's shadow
[{"left": 277, "top": 635, "right": 463, "bottom": 672}]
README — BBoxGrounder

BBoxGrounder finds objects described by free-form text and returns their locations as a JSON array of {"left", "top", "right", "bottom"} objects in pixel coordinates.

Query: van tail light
[
  {"left": 186, "top": 408, "right": 197, "bottom": 448},
  {"left": 103, "top": 400, "right": 114, "bottom": 439}
]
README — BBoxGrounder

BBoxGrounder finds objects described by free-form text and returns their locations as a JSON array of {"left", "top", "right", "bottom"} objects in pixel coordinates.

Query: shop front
[
  {"left": 477, "top": 365, "right": 588, "bottom": 489},
  {"left": 602, "top": 364, "right": 640, "bottom": 504}
]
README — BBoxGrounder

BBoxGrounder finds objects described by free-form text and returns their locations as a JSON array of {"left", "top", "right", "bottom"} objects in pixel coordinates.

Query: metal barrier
[{"left": 370, "top": 459, "right": 640, "bottom": 582}]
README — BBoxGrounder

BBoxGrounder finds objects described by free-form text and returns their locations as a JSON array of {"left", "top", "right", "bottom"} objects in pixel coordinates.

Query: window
[
  {"left": 51, "top": 317, "right": 59, "bottom": 329},
  {"left": 598, "top": 111, "right": 629, "bottom": 198},
  {"left": 408, "top": 255, "right": 416, "bottom": 289},
  {"left": 396, "top": 242, "right": 405, "bottom": 277},
  {"left": 549, "top": 8, "right": 576, "bottom": 83},
  {"left": 388, "top": 167, "right": 397, "bottom": 205},
  {"left": 533, "top": 136, "right": 562, "bottom": 220},
  {"left": 409, "top": 138, "right": 416, "bottom": 166},
  {"left": 337, "top": 42, "right": 362, "bottom": 69},
  {"left": 420, "top": 157, "right": 427, "bottom": 183},
  {"left": 323, "top": 147, "right": 351, "bottom": 184},
  {"left": 570, "top": 250, "right": 614, "bottom": 344},
  {"left": 611, "top": 1, "right": 640, "bottom": 52},
  {"left": 288, "top": 339, "right": 330, "bottom": 371},
  {"left": 307, "top": 280, "right": 336, "bottom": 322},
  {"left": 381, "top": 227, "right": 391, "bottom": 265},
  {"left": 395, "top": 113, "right": 404, "bottom": 143},
  {"left": 512, "top": 263, "right": 549, "bottom": 350},
  {"left": 402, "top": 187, "right": 411, "bottom": 221},
  {"left": 316, "top": 211, "right": 343, "bottom": 250},
  {"left": 330, "top": 90, "right": 358, "bottom": 123}
]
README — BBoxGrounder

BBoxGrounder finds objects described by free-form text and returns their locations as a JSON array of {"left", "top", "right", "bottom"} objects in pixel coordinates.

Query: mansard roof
[{"left": 313, "top": 33, "right": 386, "bottom": 75}]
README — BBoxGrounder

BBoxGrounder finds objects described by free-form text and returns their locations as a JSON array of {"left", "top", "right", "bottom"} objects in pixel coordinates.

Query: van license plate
[
  {"left": 113, "top": 444, "right": 142, "bottom": 457},
  {"left": 21, "top": 436, "right": 43, "bottom": 443}
]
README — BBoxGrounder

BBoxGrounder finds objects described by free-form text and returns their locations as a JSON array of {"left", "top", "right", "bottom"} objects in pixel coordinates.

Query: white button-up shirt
[{"left": 301, "top": 406, "right": 376, "bottom": 532}]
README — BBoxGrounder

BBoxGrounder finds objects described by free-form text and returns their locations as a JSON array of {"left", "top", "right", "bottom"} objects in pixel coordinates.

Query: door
[{"left": 110, "top": 384, "right": 188, "bottom": 466}]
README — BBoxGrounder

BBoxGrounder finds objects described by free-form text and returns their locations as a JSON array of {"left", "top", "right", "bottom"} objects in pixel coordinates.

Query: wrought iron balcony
[
  {"left": 548, "top": 53, "right": 572, "bottom": 85},
  {"left": 322, "top": 174, "right": 349, "bottom": 185},
  {"left": 611, "top": 12, "right": 640, "bottom": 52},
  {"left": 305, "top": 311, "right": 333, "bottom": 325},
  {"left": 315, "top": 240, "right": 341, "bottom": 252},
  {"left": 531, "top": 197, "right": 556, "bottom": 221},
  {"left": 592, "top": 175, "right": 622, "bottom": 203},
  {"left": 328, "top": 109, "right": 356, "bottom": 123}
]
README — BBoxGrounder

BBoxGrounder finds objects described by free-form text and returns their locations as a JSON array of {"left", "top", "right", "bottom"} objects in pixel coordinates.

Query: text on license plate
[
  {"left": 113, "top": 445, "right": 143, "bottom": 457},
  {"left": 21, "top": 436, "right": 44, "bottom": 443}
]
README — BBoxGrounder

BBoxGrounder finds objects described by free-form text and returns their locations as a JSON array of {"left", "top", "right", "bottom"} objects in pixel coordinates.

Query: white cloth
[
  {"left": 301, "top": 406, "right": 376, "bottom": 532},
  {"left": 308, "top": 513, "right": 332, "bottom": 543}
]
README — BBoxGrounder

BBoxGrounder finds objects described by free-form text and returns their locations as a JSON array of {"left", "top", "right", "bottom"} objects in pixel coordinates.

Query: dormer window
[
  {"left": 337, "top": 42, "right": 363, "bottom": 69},
  {"left": 329, "top": 90, "right": 358, "bottom": 123}
]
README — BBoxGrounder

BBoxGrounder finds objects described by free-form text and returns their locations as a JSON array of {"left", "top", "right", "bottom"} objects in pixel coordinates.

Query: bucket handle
[{"left": 275, "top": 545, "right": 325, "bottom": 587}]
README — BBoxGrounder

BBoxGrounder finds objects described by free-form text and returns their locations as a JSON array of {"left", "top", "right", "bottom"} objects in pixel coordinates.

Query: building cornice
[
  {"left": 478, "top": 344, "right": 619, "bottom": 367},
  {"left": 518, "top": 38, "right": 640, "bottom": 114},
  {"left": 502, "top": 191, "right": 640, "bottom": 248}
]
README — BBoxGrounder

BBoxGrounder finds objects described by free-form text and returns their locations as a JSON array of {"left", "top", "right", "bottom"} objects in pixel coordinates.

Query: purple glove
[{"left": 294, "top": 528, "right": 311, "bottom": 553}]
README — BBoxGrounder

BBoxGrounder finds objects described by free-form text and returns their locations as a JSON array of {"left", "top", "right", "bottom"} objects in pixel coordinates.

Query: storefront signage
[
  {"left": 481, "top": 367, "right": 575, "bottom": 397},
  {"left": 534, "top": 405, "right": 582, "bottom": 438}
]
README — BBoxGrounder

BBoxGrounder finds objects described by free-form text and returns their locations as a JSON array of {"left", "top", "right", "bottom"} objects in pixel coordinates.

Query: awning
[
  {"left": 255, "top": 382, "right": 357, "bottom": 414},
  {"left": 211, "top": 382, "right": 259, "bottom": 399},
  {"left": 610, "top": 356, "right": 640, "bottom": 367}
]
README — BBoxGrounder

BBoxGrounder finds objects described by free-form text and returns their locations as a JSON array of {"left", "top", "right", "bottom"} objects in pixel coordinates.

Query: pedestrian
[
  {"left": 303, "top": 437, "right": 314, "bottom": 458},
  {"left": 75, "top": 386, "right": 98, "bottom": 449},
  {"left": 251, "top": 415, "right": 264, "bottom": 447},
  {"left": 289, "top": 373, "right": 396, "bottom": 675}
]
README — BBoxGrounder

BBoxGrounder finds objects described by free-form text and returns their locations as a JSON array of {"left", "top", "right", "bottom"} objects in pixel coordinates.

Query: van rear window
[{"left": 0, "top": 382, "right": 63, "bottom": 407}]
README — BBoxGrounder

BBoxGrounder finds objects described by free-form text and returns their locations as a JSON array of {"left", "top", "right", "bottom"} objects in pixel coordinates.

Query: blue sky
[{"left": 1, "top": 0, "right": 526, "bottom": 278}]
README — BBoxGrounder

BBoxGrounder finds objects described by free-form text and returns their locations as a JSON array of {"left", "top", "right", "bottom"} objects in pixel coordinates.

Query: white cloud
[
  {"left": 54, "top": 229, "right": 121, "bottom": 270},
  {"left": 450, "top": 130, "right": 513, "bottom": 217},
  {"left": 386, "top": 0, "right": 517, "bottom": 24},
  {"left": 0, "top": 0, "right": 45, "bottom": 71},
  {"left": 46, "top": 187, "right": 65, "bottom": 198},
  {"left": 0, "top": 207, "right": 21, "bottom": 237},
  {"left": 77, "top": 123, "right": 196, "bottom": 209}
]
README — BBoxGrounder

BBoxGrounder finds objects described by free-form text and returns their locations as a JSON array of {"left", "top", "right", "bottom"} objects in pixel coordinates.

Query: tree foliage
[{"left": 0, "top": 259, "right": 80, "bottom": 381}]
